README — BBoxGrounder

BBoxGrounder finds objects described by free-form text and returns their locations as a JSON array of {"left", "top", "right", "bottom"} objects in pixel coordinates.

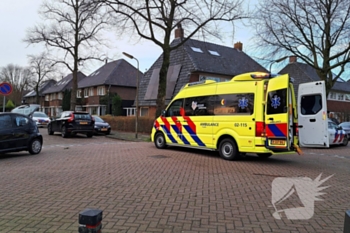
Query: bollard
[
  {"left": 345, "top": 210, "right": 350, "bottom": 233},
  {"left": 79, "top": 208, "right": 103, "bottom": 233}
]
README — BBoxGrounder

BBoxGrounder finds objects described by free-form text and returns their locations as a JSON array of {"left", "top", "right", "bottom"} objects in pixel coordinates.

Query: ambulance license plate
[{"left": 270, "top": 140, "right": 285, "bottom": 145}]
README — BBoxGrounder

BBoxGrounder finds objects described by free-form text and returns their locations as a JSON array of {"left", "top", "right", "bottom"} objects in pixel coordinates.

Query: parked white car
[
  {"left": 328, "top": 120, "right": 348, "bottom": 146},
  {"left": 32, "top": 111, "right": 51, "bottom": 128}
]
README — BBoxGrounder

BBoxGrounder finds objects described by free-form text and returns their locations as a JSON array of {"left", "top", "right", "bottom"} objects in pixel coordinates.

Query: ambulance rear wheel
[
  {"left": 218, "top": 138, "right": 239, "bottom": 161},
  {"left": 257, "top": 153, "right": 272, "bottom": 159},
  {"left": 154, "top": 132, "right": 167, "bottom": 149}
]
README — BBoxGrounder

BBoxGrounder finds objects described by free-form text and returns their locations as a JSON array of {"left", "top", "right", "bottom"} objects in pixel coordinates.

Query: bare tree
[
  {"left": 0, "top": 64, "right": 34, "bottom": 105},
  {"left": 27, "top": 53, "right": 56, "bottom": 104},
  {"left": 253, "top": 0, "right": 350, "bottom": 94},
  {"left": 101, "top": 0, "right": 246, "bottom": 116},
  {"left": 24, "top": 0, "right": 109, "bottom": 110}
]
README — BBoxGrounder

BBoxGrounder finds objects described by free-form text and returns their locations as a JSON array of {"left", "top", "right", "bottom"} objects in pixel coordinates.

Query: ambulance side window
[
  {"left": 300, "top": 95, "right": 322, "bottom": 115},
  {"left": 266, "top": 88, "right": 287, "bottom": 114},
  {"left": 184, "top": 96, "right": 213, "bottom": 116},
  {"left": 165, "top": 99, "right": 183, "bottom": 117},
  {"left": 214, "top": 94, "right": 254, "bottom": 115}
]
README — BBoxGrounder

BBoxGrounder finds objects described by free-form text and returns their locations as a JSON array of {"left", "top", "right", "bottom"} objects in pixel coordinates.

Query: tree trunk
[{"left": 155, "top": 47, "right": 171, "bottom": 117}]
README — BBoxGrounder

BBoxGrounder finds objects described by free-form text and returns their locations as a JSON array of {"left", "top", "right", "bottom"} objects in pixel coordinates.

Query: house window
[
  {"left": 84, "top": 89, "right": 88, "bottom": 97},
  {"left": 191, "top": 47, "right": 203, "bottom": 53},
  {"left": 53, "top": 93, "right": 56, "bottom": 100},
  {"left": 45, "top": 95, "right": 49, "bottom": 101},
  {"left": 345, "top": 94, "right": 350, "bottom": 101},
  {"left": 97, "top": 86, "right": 105, "bottom": 96},
  {"left": 329, "top": 92, "right": 336, "bottom": 99},
  {"left": 337, "top": 94, "right": 344, "bottom": 101},
  {"left": 58, "top": 93, "right": 63, "bottom": 100},
  {"left": 77, "top": 90, "right": 82, "bottom": 98},
  {"left": 89, "top": 87, "right": 94, "bottom": 96},
  {"left": 124, "top": 107, "right": 136, "bottom": 116},
  {"left": 208, "top": 50, "right": 220, "bottom": 56},
  {"left": 140, "top": 107, "right": 149, "bottom": 117}
]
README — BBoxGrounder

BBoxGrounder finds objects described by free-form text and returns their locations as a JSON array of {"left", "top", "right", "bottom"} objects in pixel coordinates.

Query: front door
[
  {"left": 265, "top": 74, "right": 292, "bottom": 152},
  {"left": 298, "top": 81, "right": 328, "bottom": 147}
]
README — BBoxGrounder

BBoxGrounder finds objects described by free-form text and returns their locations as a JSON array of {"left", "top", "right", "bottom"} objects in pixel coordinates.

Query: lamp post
[
  {"left": 269, "top": 56, "right": 289, "bottom": 73},
  {"left": 122, "top": 52, "right": 139, "bottom": 139}
]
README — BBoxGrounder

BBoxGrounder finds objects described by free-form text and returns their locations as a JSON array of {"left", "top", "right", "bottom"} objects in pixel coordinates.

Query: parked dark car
[
  {"left": 0, "top": 111, "right": 43, "bottom": 155},
  {"left": 48, "top": 111, "right": 95, "bottom": 138},
  {"left": 92, "top": 115, "right": 111, "bottom": 135},
  {"left": 339, "top": 122, "right": 350, "bottom": 137}
]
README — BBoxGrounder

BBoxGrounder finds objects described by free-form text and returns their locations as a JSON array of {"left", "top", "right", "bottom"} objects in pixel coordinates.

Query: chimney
[
  {"left": 175, "top": 23, "right": 184, "bottom": 39},
  {"left": 234, "top": 42, "right": 243, "bottom": 51},
  {"left": 289, "top": 56, "right": 297, "bottom": 63}
]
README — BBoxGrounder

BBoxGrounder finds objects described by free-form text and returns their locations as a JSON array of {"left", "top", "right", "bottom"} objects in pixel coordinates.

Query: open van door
[
  {"left": 265, "top": 74, "right": 293, "bottom": 152},
  {"left": 298, "top": 81, "right": 329, "bottom": 147}
]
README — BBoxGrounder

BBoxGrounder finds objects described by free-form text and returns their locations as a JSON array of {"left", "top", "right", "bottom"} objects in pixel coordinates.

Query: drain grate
[{"left": 150, "top": 155, "right": 169, "bottom": 159}]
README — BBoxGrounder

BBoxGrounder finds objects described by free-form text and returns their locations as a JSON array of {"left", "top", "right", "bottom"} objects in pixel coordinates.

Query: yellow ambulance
[{"left": 151, "top": 72, "right": 328, "bottom": 160}]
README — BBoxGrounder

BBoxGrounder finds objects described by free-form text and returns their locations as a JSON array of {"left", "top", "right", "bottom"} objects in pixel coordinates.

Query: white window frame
[
  {"left": 58, "top": 93, "right": 63, "bottom": 100},
  {"left": 97, "top": 86, "right": 105, "bottom": 96},
  {"left": 45, "top": 95, "right": 49, "bottom": 101},
  {"left": 89, "top": 87, "right": 94, "bottom": 96},
  {"left": 84, "top": 89, "right": 88, "bottom": 97},
  {"left": 337, "top": 93, "right": 344, "bottom": 101},
  {"left": 77, "top": 90, "right": 82, "bottom": 98},
  {"left": 140, "top": 107, "right": 149, "bottom": 117},
  {"left": 328, "top": 92, "right": 336, "bottom": 100}
]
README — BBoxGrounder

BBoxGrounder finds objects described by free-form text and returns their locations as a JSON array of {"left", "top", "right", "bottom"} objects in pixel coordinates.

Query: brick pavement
[{"left": 0, "top": 130, "right": 349, "bottom": 232}]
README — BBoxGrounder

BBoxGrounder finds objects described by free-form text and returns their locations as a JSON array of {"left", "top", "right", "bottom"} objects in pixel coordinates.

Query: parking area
[{"left": 0, "top": 128, "right": 349, "bottom": 232}]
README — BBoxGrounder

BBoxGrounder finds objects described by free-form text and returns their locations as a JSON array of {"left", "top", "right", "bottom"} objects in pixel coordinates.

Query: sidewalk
[{"left": 106, "top": 130, "right": 151, "bottom": 142}]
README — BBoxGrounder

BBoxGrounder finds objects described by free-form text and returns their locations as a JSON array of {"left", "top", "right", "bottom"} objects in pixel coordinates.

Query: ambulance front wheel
[
  {"left": 218, "top": 138, "right": 239, "bottom": 161},
  {"left": 154, "top": 132, "right": 167, "bottom": 149}
]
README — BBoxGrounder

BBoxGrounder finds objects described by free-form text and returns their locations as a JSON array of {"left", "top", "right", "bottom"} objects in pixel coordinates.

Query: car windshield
[
  {"left": 33, "top": 112, "right": 48, "bottom": 118},
  {"left": 93, "top": 116, "right": 104, "bottom": 122}
]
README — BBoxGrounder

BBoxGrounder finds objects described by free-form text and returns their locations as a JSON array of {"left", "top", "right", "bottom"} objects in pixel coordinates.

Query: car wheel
[
  {"left": 342, "top": 136, "right": 349, "bottom": 146},
  {"left": 28, "top": 138, "right": 42, "bottom": 155},
  {"left": 154, "top": 132, "right": 166, "bottom": 149},
  {"left": 87, "top": 132, "right": 93, "bottom": 138},
  {"left": 61, "top": 126, "right": 69, "bottom": 138},
  {"left": 218, "top": 138, "right": 239, "bottom": 161},
  {"left": 48, "top": 124, "right": 54, "bottom": 135},
  {"left": 257, "top": 153, "right": 272, "bottom": 159}
]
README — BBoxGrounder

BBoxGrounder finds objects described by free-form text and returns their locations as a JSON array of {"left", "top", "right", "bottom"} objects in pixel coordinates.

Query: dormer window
[{"left": 191, "top": 47, "right": 203, "bottom": 53}]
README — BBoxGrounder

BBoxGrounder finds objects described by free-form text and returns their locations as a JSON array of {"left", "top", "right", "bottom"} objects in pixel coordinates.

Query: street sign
[{"left": 0, "top": 82, "right": 13, "bottom": 96}]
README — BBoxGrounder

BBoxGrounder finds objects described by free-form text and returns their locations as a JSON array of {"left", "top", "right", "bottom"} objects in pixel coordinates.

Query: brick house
[
  {"left": 77, "top": 59, "right": 143, "bottom": 116},
  {"left": 279, "top": 56, "right": 350, "bottom": 122},
  {"left": 23, "top": 79, "right": 57, "bottom": 108},
  {"left": 138, "top": 25, "right": 267, "bottom": 118},
  {"left": 42, "top": 72, "right": 86, "bottom": 117}
]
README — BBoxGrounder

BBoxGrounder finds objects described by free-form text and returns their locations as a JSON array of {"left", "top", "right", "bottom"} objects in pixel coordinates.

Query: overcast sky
[{"left": 0, "top": 0, "right": 256, "bottom": 76}]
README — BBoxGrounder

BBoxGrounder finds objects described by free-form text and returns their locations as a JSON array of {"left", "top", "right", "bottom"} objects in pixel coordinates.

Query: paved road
[{"left": 0, "top": 128, "right": 349, "bottom": 232}]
